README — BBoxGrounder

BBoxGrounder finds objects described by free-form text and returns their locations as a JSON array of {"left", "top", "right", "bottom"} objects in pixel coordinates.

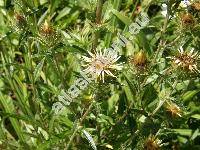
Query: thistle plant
[{"left": 0, "top": 0, "right": 200, "bottom": 150}]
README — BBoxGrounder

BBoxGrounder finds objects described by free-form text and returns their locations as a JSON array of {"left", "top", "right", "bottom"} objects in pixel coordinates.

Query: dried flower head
[
  {"left": 40, "top": 20, "right": 55, "bottom": 36},
  {"left": 170, "top": 47, "right": 199, "bottom": 73},
  {"left": 39, "top": 20, "right": 61, "bottom": 47},
  {"left": 165, "top": 101, "right": 182, "bottom": 118},
  {"left": 144, "top": 135, "right": 161, "bottom": 150},
  {"left": 14, "top": 12, "right": 27, "bottom": 29},
  {"left": 181, "top": 13, "right": 195, "bottom": 26},
  {"left": 82, "top": 49, "right": 123, "bottom": 83},
  {"left": 191, "top": 2, "right": 200, "bottom": 10},
  {"left": 130, "top": 51, "right": 148, "bottom": 70}
]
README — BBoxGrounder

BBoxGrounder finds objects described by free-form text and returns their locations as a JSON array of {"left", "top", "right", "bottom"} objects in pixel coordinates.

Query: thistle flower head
[
  {"left": 40, "top": 20, "right": 55, "bottom": 36},
  {"left": 82, "top": 49, "right": 123, "bottom": 83},
  {"left": 165, "top": 101, "right": 182, "bottom": 118},
  {"left": 170, "top": 47, "right": 199, "bottom": 73},
  {"left": 180, "top": 13, "right": 195, "bottom": 26},
  {"left": 14, "top": 12, "right": 27, "bottom": 29},
  {"left": 133, "top": 51, "right": 147, "bottom": 66},
  {"left": 15, "top": 13, "right": 25, "bottom": 23},
  {"left": 191, "top": 1, "right": 200, "bottom": 10},
  {"left": 39, "top": 20, "right": 61, "bottom": 47},
  {"left": 144, "top": 135, "right": 161, "bottom": 150},
  {"left": 129, "top": 51, "right": 148, "bottom": 70}
]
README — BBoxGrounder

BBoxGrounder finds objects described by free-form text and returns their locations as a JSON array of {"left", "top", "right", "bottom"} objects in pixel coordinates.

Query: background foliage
[{"left": 0, "top": 0, "right": 200, "bottom": 149}]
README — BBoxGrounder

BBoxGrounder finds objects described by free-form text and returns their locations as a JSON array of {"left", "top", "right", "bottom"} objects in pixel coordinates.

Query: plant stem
[
  {"left": 92, "top": 0, "right": 104, "bottom": 52},
  {"left": 66, "top": 101, "right": 95, "bottom": 150},
  {"left": 152, "top": 2, "right": 170, "bottom": 64},
  {"left": 130, "top": 0, "right": 140, "bottom": 20}
]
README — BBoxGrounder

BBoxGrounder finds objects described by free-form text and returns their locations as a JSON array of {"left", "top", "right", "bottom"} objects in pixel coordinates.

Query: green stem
[
  {"left": 130, "top": 0, "right": 140, "bottom": 20},
  {"left": 152, "top": 2, "right": 170, "bottom": 64},
  {"left": 66, "top": 101, "right": 95, "bottom": 150},
  {"left": 92, "top": 0, "right": 104, "bottom": 52}
]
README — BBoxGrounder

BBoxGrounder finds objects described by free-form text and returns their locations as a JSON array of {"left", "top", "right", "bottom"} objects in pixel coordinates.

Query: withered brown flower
[
  {"left": 14, "top": 13, "right": 26, "bottom": 29},
  {"left": 180, "top": 13, "right": 195, "bottom": 26},
  {"left": 165, "top": 102, "right": 182, "bottom": 118},
  {"left": 191, "top": 2, "right": 200, "bottom": 11},
  {"left": 39, "top": 20, "right": 61, "bottom": 47},
  {"left": 144, "top": 135, "right": 161, "bottom": 150},
  {"left": 169, "top": 47, "right": 199, "bottom": 73}
]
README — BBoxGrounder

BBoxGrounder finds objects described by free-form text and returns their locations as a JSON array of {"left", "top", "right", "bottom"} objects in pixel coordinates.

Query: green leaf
[
  {"left": 172, "top": 129, "right": 193, "bottom": 136},
  {"left": 0, "top": 93, "right": 26, "bottom": 142},
  {"left": 37, "top": 9, "right": 49, "bottom": 26},
  {"left": 0, "top": 0, "right": 4, "bottom": 6},
  {"left": 191, "top": 114, "right": 200, "bottom": 120},
  {"left": 39, "top": 0, "right": 47, "bottom": 5},
  {"left": 145, "top": 74, "right": 159, "bottom": 85},
  {"left": 136, "top": 31, "right": 152, "bottom": 55},
  {"left": 191, "top": 129, "right": 200, "bottom": 140},
  {"left": 34, "top": 57, "right": 45, "bottom": 82},
  {"left": 182, "top": 90, "right": 200, "bottom": 102},
  {"left": 112, "top": 9, "right": 132, "bottom": 26},
  {"left": 108, "top": 93, "right": 119, "bottom": 112},
  {"left": 55, "top": 7, "right": 71, "bottom": 21},
  {"left": 60, "top": 117, "right": 73, "bottom": 128}
]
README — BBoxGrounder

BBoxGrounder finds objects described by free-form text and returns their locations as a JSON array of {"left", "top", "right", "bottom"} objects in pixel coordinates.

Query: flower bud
[
  {"left": 130, "top": 51, "right": 148, "bottom": 70},
  {"left": 40, "top": 20, "right": 55, "bottom": 37}
]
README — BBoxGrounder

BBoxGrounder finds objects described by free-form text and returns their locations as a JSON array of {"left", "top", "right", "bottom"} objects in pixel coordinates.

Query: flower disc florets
[{"left": 82, "top": 49, "right": 123, "bottom": 82}]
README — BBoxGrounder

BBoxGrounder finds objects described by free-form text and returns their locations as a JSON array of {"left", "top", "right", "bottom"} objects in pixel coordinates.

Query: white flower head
[
  {"left": 170, "top": 46, "right": 199, "bottom": 73},
  {"left": 82, "top": 49, "right": 123, "bottom": 82},
  {"left": 180, "top": 0, "right": 192, "bottom": 8}
]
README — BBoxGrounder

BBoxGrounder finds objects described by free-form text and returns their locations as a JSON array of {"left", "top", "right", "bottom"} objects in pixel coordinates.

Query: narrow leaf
[
  {"left": 112, "top": 9, "right": 132, "bottom": 26},
  {"left": 34, "top": 57, "right": 45, "bottom": 82}
]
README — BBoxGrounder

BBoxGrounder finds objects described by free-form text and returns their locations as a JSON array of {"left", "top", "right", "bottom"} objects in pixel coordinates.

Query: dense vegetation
[{"left": 0, "top": 0, "right": 200, "bottom": 149}]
